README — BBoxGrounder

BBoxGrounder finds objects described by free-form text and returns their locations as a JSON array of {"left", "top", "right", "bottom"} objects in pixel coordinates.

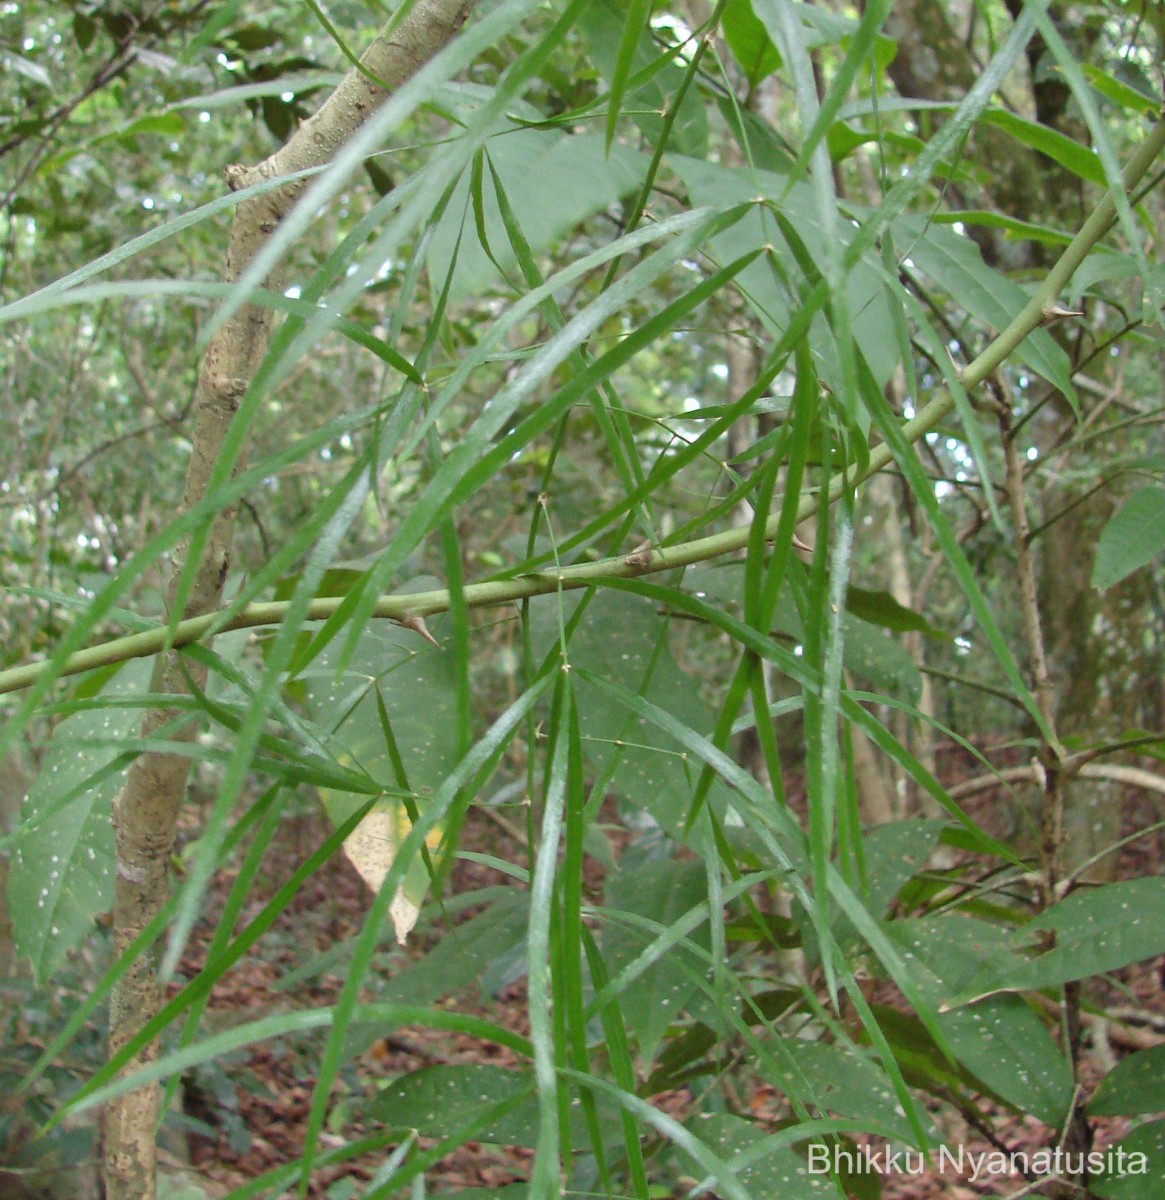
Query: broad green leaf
[
  {"left": 858, "top": 819, "right": 944, "bottom": 917},
  {"left": 578, "top": 660, "right": 951, "bottom": 1145},
  {"left": 939, "top": 995, "right": 1072, "bottom": 1126},
  {"left": 1069, "top": 249, "right": 1141, "bottom": 305},
  {"left": 205, "top": 0, "right": 551, "bottom": 342},
  {"left": 8, "top": 659, "right": 151, "bottom": 983},
  {"left": 670, "top": 155, "right": 899, "bottom": 388},
  {"left": 779, "top": 0, "right": 896, "bottom": 191},
  {"left": 301, "top": 679, "right": 554, "bottom": 1187},
  {"left": 369, "top": 1064, "right": 539, "bottom": 1145},
  {"left": 676, "top": 1113, "right": 837, "bottom": 1198},
  {"left": 529, "top": 590, "right": 729, "bottom": 834},
  {"left": 1092, "top": 1119, "right": 1165, "bottom": 1199},
  {"left": 865, "top": 1005, "right": 986, "bottom": 1105},
  {"left": 844, "top": 586, "right": 944, "bottom": 637},
  {"left": 1089, "top": 1045, "right": 1165, "bottom": 1117},
  {"left": 303, "top": 614, "right": 460, "bottom": 801},
  {"left": 1009, "top": 878, "right": 1165, "bottom": 990},
  {"left": 56, "top": 798, "right": 383, "bottom": 1129},
  {"left": 887, "top": 915, "right": 1027, "bottom": 1009},
  {"left": 791, "top": 0, "right": 895, "bottom": 66},
  {"left": 884, "top": 918, "right": 1071, "bottom": 1122},
  {"left": 1028, "top": 8, "right": 1162, "bottom": 322},
  {"left": 768, "top": 583, "right": 921, "bottom": 701},
  {"left": 763, "top": 1040, "right": 938, "bottom": 1143},
  {"left": 329, "top": 208, "right": 756, "bottom": 672},
  {"left": 303, "top": 611, "right": 460, "bottom": 939},
  {"left": 715, "top": 92, "right": 794, "bottom": 172},
  {"left": 367, "top": 1059, "right": 621, "bottom": 1155},
  {"left": 723, "top": 0, "right": 781, "bottom": 86},
  {"left": 342, "top": 891, "right": 530, "bottom": 1063},
  {"left": 427, "top": 126, "right": 648, "bottom": 299},
  {"left": 841, "top": 615, "right": 922, "bottom": 703},
  {"left": 602, "top": 856, "right": 710, "bottom": 1066},
  {"left": 1093, "top": 488, "right": 1165, "bottom": 589}
]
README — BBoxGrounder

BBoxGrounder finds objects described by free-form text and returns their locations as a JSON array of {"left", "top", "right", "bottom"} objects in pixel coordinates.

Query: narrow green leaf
[
  {"left": 605, "top": 0, "right": 655, "bottom": 152},
  {"left": 527, "top": 676, "right": 571, "bottom": 1196},
  {"left": 299, "top": 678, "right": 552, "bottom": 1193},
  {"left": 73, "top": 1005, "right": 532, "bottom": 1115},
  {"left": 981, "top": 109, "right": 1106, "bottom": 184}
]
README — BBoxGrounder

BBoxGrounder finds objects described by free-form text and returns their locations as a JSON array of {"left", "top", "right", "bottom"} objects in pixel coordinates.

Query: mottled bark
[{"left": 103, "top": 2, "right": 476, "bottom": 1197}]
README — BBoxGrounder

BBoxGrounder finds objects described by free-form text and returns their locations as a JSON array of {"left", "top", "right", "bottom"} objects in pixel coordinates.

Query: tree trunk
[{"left": 103, "top": 3, "right": 475, "bottom": 1196}]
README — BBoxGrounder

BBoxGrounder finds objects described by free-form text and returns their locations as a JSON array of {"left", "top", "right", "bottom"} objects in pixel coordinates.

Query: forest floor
[{"left": 182, "top": 744, "right": 1165, "bottom": 1199}]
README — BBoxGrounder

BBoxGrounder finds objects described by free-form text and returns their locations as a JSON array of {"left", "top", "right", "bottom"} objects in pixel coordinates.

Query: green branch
[{"left": 2, "top": 115, "right": 1162, "bottom": 699}]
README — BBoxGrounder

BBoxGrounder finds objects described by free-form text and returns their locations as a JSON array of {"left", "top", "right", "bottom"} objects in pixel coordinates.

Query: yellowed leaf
[{"left": 342, "top": 802, "right": 443, "bottom": 945}]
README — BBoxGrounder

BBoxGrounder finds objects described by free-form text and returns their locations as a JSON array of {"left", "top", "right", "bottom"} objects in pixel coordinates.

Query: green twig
[{"left": 3, "top": 115, "right": 1163, "bottom": 699}]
